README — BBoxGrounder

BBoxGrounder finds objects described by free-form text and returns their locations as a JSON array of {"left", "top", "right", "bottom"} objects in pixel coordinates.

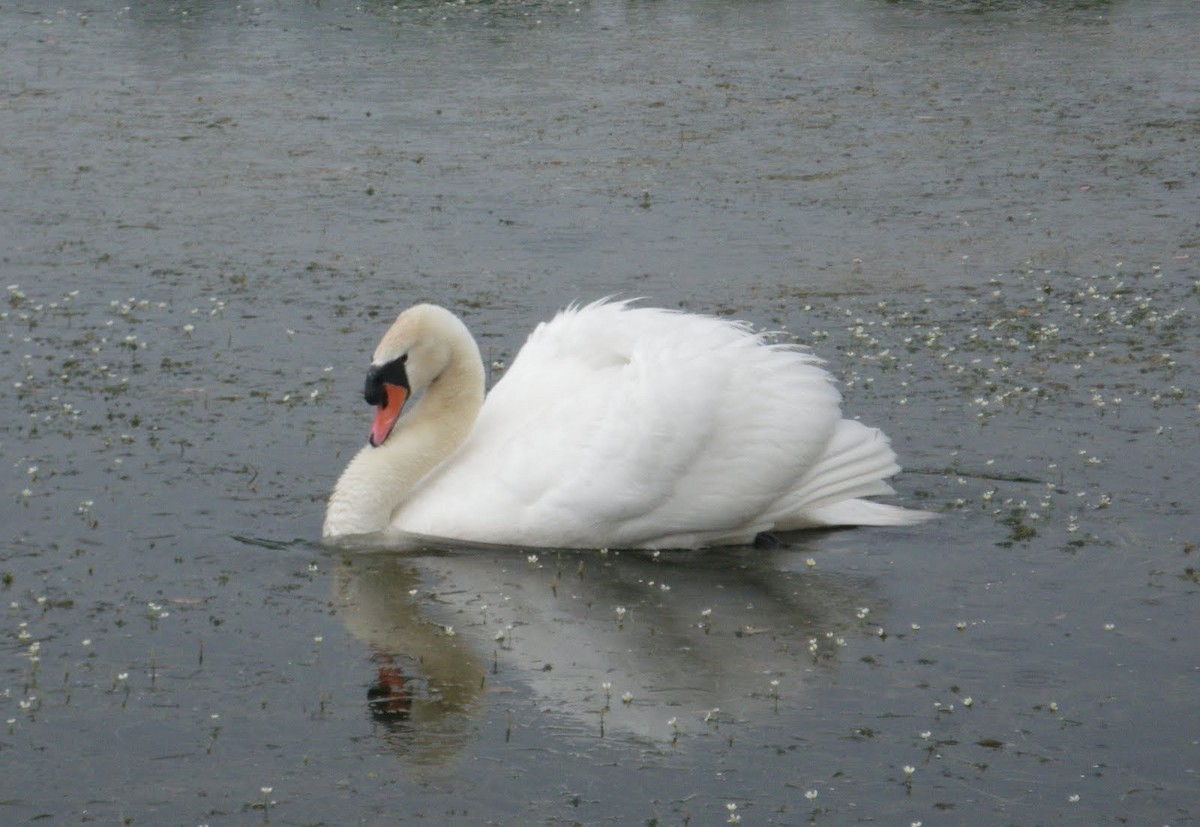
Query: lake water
[{"left": 2, "top": 1, "right": 1197, "bottom": 824}]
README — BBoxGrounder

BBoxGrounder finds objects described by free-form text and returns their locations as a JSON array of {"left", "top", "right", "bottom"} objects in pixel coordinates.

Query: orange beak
[{"left": 369, "top": 382, "right": 408, "bottom": 447}]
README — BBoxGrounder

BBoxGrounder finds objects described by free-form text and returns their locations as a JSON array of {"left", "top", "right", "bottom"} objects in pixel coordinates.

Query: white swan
[{"left": 323, "top": 300, "right": 931, "bottom": 548}]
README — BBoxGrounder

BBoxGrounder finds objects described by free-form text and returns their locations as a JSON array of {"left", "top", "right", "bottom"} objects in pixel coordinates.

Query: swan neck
[{"left": 323, "top": 324, "right": 484, "bottom": 538}]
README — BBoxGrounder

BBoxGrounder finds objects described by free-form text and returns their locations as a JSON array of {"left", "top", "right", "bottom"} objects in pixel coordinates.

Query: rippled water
[{"left": 2, "top": 1, "right": 1197, "bottom": 824}]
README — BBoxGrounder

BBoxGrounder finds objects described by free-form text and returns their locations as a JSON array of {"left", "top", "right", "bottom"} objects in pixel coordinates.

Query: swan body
[{"left": 324, "top": 300, "right": 930, "bottom": 548}]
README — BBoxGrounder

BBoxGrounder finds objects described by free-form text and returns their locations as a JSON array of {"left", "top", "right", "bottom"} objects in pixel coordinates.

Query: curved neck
[{"left": 324, "top": 332, "right": 485, "bottom": 538}]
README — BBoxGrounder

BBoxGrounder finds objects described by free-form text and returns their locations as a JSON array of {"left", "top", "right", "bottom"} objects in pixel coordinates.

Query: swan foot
[{"left": 752, "top": 531, "right": 783, "bottom": 549}]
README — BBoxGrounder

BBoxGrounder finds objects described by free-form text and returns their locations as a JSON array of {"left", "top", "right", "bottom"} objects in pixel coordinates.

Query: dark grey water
[{"left": 2, "top": 1, "right": 1197, "bottom": 824}]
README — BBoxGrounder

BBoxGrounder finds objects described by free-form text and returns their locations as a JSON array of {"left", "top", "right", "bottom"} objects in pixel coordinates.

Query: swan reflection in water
[
  {"left": 332, "top": 536, "right": 885, "bottom": 764},
  {"left": 332, "top": 551, "right": 485, "bottom": 764}
]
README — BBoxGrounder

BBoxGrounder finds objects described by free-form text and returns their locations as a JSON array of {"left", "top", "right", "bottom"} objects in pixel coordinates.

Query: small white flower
[
  {"left": 621, "top": 691, "right": 633, "bottom": 705},
  {"left": 1068, "top": 794, "right": 1080, "bottom": 803},
  {"left": 804, "top": 789, "right": 818, "bottom": 801},
  {"left": 903, "top": 765, "right": 915, "bottom": 776}
]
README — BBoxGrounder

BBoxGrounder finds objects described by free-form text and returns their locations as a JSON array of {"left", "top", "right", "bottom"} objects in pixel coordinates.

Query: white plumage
[{"left": 323, "top": 300, "right": 930, "bottom": 548}]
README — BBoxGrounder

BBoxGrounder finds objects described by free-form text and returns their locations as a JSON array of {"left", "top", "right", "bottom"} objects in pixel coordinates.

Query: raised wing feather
[{"left": 397, "top": 302, "right": 849, "bottom": 547}]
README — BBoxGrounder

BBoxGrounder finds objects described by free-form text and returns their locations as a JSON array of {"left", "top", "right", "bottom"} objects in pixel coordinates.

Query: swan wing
[{"left": 394, "top": 302, "right": 845, "bottom": 547}]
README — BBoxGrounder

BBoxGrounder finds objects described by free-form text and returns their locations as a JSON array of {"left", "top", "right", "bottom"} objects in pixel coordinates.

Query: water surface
[{"left": 2, "top": 1, "right": 1197, "bottom": 824}]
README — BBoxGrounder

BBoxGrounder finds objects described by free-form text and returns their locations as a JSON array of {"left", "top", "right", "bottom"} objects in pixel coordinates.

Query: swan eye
[{"left": 364, "top": 354, "right": 409, "bottom": 406}]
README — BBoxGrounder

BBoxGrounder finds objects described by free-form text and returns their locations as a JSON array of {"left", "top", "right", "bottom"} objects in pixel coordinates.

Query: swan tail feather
[
  {"left": 790, "top": 499, "right": 936, "bottom": 529},
  {"left": 772, "top": 419, "right": 933, "bottom": 529}
]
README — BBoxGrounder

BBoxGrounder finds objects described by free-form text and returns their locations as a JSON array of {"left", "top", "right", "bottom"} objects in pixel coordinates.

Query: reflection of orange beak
[
  {"left": 373, "top": 664, "right": 412, "bottom": 715},
  {"left": 369, "top": 382, "right": 408, "bottom": 447}
]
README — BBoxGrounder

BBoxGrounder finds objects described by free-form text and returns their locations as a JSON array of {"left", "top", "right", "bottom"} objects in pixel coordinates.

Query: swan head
[{"left": 363, "top": 304, "right": 475, "bottom": 447}]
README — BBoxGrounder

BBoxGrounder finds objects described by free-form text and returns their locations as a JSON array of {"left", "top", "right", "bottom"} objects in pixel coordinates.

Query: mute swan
[{"left": 323, "top": 300, "right": 930, "bottom": 548}]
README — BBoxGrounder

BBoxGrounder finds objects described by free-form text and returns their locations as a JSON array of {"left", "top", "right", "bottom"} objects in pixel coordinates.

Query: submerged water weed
[
  {"left": 806, "top": 265, "right": 1195, "bottom": 550},
  {"left": 1, "top": 280, "right": 331, "bottom": 549}
]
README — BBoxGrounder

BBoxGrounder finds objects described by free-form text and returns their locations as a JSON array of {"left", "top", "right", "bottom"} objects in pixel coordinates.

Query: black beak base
[{"left": 364, "top": 355, "right": 409, "bottom": 407}]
